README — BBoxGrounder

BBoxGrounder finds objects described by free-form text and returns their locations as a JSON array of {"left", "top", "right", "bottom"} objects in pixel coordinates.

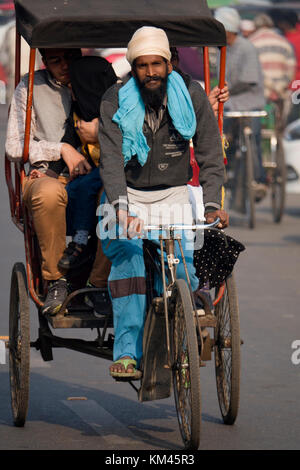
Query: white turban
[
  {"left": 214, "top": 7, "right": 241, "bottom": 34},
  {"left": 126, "top": 26, "right": 171, "bottom": 65}
]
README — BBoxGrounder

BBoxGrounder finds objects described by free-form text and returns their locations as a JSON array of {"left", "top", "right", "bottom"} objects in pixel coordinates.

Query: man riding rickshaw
[{"left": 5, "top": 0, "right": 244, "bottom": 450}]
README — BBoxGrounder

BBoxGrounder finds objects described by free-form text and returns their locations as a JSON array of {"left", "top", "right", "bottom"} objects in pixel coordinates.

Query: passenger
[
  {"left": 54, "top": 56, "right": 118, "bottom": 271},
  {"left": 5, "top": 48, "right": 92, "bottom": 316},
  {"left": 97, "top": 26, "right": 228, "bottom": 379}
]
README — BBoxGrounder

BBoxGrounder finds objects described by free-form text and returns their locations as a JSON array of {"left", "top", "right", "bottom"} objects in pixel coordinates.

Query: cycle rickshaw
[{"left": 5, "top": 0, "right": 243, "bottom": 450}]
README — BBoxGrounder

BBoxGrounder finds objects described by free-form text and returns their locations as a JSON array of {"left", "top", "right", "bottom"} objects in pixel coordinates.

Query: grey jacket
[{"left": 98, "top": 80, "right": 225, "bottom": 211}]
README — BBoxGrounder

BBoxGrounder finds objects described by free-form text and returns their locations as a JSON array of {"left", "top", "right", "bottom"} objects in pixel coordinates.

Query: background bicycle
[{"left": 224, "top": 110, "right": 268, "bottom": 229}]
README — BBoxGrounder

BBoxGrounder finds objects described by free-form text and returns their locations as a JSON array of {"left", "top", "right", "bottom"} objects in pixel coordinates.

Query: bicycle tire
[
  {"left": 214, "top": 273, "right": 240, "bottom": 425},
  {"left": 271, "top": 135, "right": 286, "bottom": 223},
  {"left": 9, "top": 262, "right": 30, "bottom": 427},
  {"left": 244, "top": 128, "right": 256, "bottom": 229},
  {"left": 171, "top": 279, "right": 201, "bottom": 450}
]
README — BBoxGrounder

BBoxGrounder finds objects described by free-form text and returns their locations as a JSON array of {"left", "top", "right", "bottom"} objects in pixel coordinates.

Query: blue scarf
[{"left": 112, "top": 71, "right": 197, "bottom": 167}]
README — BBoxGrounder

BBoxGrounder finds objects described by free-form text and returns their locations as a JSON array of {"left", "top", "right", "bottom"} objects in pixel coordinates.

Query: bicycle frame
[{"left": 144, "top": 220, "right": 220, "bottom": 368}]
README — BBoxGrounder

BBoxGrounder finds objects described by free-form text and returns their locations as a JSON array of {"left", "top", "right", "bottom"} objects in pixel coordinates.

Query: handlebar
[{"left": 143, "top": 218, "right": 221, "bottom": 232}]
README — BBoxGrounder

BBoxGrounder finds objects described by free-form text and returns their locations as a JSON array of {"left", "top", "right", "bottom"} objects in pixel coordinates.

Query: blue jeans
[
  {"left": 100, "top": 222, "right": 199, "bottom": 365},
  {"left": 66, "top": 167, "right": 102, "bottom": 236}
]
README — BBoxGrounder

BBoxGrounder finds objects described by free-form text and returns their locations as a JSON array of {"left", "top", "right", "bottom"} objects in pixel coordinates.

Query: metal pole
[
  {"left": 218, "top": 46, "right": 226, "bottom": 136},
  {"left": 15, "top": 30, "right": 21, "bottom": 88},
  {"left": 23, "top": 48, "right": 36, "bottom": 166},
  {"left": 203, "top": 46, "right": 211, "bottom": 96},
  {"left": 160, "top": 238, "right": 172, "bottom": 369}
]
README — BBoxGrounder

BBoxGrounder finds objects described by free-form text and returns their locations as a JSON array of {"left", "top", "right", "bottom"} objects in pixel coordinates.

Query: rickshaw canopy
[{"left": 15, "top": 0, "right": 226, "bottom": 48}]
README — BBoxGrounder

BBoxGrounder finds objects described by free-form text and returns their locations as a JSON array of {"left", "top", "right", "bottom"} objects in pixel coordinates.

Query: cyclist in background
[{"left": 215, "top": 7, "right": 267, "bottom": 203}]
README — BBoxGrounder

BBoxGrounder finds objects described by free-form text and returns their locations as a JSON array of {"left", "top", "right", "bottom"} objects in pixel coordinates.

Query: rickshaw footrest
[{"left": 196, "top": 313, "right": 217, "bottom": 328}]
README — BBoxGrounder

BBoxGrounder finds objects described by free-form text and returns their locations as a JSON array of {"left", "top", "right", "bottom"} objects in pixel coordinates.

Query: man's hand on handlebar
[
  {"left": 117, "top": 209, "right": 144, "bottom": 239},
  {"left": 205, "top": 209, "right": 229, "bottom": 229}
]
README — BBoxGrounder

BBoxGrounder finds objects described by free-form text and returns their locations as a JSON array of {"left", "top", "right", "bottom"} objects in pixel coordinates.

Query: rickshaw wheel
[
  {"left": 171, "top": 279, "right": 201, "bottom": 450},
  {"left": 214, "top": 273, "right": 240, "bottom": 425},
  {"left": 9, "top": 262, "right": 30, "bottom": 427},
  {"left": 271, "top": 136, "right": 286, "bottom": 224}
]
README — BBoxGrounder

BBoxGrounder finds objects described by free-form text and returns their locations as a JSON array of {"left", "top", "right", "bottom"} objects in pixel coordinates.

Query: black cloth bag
[{"left": 194, "top": 229, "right": 245, "bottom": 289}]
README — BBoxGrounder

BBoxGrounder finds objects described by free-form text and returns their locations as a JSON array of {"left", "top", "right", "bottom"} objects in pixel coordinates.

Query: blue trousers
[
  {"left": 66, "top": 167, "right": 102, "bottom": 236},
  {"left": 101, "top": 229, "right": 199, "bottom": 365}
]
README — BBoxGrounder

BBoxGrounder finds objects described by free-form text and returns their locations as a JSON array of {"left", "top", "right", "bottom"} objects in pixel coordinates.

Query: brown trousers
[
  {"left": 22, "top": 174, "right": 111, "bottom": 285},
  {"left": 23, "top": 175, "right": 68, "bottom": 280}
]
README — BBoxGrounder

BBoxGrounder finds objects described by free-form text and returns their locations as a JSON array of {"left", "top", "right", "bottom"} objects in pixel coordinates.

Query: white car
[{"left": 283, "top": 119, "right": 300, "bottom": 194}]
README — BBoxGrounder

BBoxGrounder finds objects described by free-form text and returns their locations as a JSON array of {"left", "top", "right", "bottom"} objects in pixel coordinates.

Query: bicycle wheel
[
  {"left": 244, "top": 127, "right": 256, "bottom": 229},
  {"left": 214, "top": 273, "right": 240, "bottom": 425},
  {"left": 171, "top": 279, "right": 201, "bottom": 450},
  {"left": 271, "top": 135, "right": 286, "bottom": 223},
  {"left": 9, "top": 262, "right": 30, "bottom": 427}
]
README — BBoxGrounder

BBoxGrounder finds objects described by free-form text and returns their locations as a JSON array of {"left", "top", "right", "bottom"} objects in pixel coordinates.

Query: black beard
[{"left": 138, "top": 76, "right": 168, "bottom": 112}]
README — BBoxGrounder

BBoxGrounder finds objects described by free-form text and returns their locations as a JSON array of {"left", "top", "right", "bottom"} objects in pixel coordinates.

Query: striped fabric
[{"left": 249, "top": 27, "right": 296, "bottom": 100}]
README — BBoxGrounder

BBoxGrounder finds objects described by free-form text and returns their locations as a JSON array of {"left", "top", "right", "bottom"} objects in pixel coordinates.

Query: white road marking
[{"left": 63, "top": 399, "right": 137, "bottom": 448}]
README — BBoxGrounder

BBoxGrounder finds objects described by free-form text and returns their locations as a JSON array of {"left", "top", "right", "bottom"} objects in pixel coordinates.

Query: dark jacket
[{"left": 98, "top": 79, "right": 225, "bottom": 211}]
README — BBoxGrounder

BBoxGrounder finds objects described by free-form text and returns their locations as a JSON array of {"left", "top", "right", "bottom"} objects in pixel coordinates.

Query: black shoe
[
  {"left": 85, "top": 284, "right": 112, "bottom": 317},
  {"left": 42, "top": 278, "right": 68, "bottom": 316},
  {"left": 58, "top": 242, "right": 90, "bottom": 271}
]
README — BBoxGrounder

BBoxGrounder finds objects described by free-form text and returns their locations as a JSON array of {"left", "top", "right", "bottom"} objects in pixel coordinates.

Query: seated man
[
  {"left": 5, "top": 48, "right": 92, "bottom": 316},
  {"left": 98, "top": 26, "right": 228, "bottom": 379}
]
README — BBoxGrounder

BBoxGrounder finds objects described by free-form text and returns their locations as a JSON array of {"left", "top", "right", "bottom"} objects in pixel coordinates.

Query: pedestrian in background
[
  {"left": 240, "top": 19, "right": 255, "bottom": 38},
  {"left": 250, "top": 14, "right": 296, "bottom": 103},
  {"left": 272, "top": 10, "right": 300, "bottom": 123},
  {"left": 249, "top": 13, "right": 296, "bottom": 130},
  {"left": 214, "top": 7, "right": 267, "bottom": 201}
]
